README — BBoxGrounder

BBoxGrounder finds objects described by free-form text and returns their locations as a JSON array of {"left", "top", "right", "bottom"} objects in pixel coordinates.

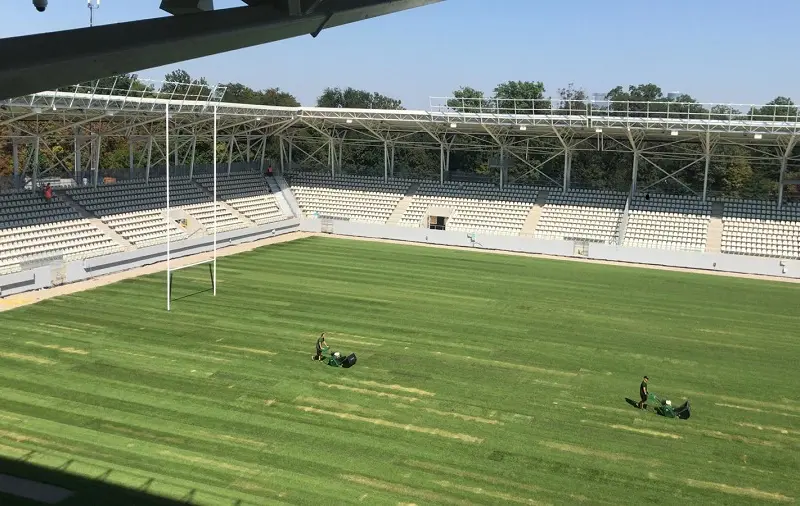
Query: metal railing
[
  {"left": 429, "top": 97, "right": 800, "bottom": 124},
  {"left": 3, "top": 77, "right": 227, "bottom": 114}
]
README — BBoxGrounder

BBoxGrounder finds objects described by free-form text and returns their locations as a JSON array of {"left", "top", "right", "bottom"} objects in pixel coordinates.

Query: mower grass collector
[
  {"left": 649, "top": 393, "right": 691, "bottom": 419},
  {"left": 316, "top": 347, "right": 357, "bottom": 368}
]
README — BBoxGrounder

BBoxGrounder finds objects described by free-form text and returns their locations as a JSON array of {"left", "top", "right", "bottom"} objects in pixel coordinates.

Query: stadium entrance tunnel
[{"left": 428, "top": 216, "right": 447, "bottom": 230}]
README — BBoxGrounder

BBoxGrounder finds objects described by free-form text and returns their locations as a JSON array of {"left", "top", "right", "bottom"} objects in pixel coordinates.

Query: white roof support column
[
  {"left": 259, "top": 131, "right": 268, "bottom": 173},
  {"left": 625, "top": 128, "right": 644, "bottom": 198},
  {"left": 189, "top": 135, "right": 197, "bottom": 179},
  {"left": 278, "top": 135, "right": 287, "bottom": 174},
  {"left": 552, "top": 127, "right": 578, "bottom": 192},
  {"left": 439, "top": 143, "right": 445, "bottom": 185},
  {"left": 390, "top": 141, "right": 396, "bottom": 178},
  {"left": 701, "top": 132, "right": 718, "bottom": 202},
  {"left": 33, "top": 136, "right": 40, "bottom": 192},
  {"left": 145, "top": 136, "right": 154, "bottom": 183},
  {"left": 128, "top": 139, "right": 135, "bottom": 180},
  {"left": 75, "top": 128, "right": 83, "bottom": 185},
  {"left": 92, "top": 134, "right": 103, "bottom": 187},
  {"left": 383, "top": 140, "right": 389, "bottom": 183},
  {"left": 245, "top": 136, "right": 251, "bottom": 164},
  {"left": 227, "top": 136, "right": 235, "bottom": 175},
  {"left": 12, "top": 135, "right": 19, "bottom": 190},
  {"left": 777, "top": 135, "right": 798, "bottom": 210}
]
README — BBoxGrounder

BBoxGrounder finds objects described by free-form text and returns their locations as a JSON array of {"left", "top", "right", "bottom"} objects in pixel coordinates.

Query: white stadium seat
[
  {"left": 623, "top": 194, "right": 710, "bottom": 252},
  {"left": 534, "top": 189, "right": 626, "bottom": 243},
  {"left": 719, "top": 199, "right": 800, "bottom": 259},
  {"left": 290, "top": 173, "right": 411, "bottom": 224}
]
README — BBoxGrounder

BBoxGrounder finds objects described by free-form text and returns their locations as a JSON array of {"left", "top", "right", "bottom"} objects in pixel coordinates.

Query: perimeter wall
[
  {"left": 2, "top": 217, "right": 798, "bottom": 299},
  {"left": 299, "top": 220, "right": 800, "bottom": 280},
  {"left": 0, "top": 218, "right": 299, "bottom": 298}
]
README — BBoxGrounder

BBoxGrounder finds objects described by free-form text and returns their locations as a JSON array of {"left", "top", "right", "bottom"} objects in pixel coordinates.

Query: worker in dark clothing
[
  {"left": 313, "top": 332, "right": 329, "bottom": 361},
  {"left": 638, "top": 376, "right": 649, "bottom": 410}
]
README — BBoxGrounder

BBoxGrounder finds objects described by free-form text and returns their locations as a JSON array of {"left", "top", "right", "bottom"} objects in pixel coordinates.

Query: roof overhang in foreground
[{"left": 0, "top": 0, "right": 443, "bottom": 101}]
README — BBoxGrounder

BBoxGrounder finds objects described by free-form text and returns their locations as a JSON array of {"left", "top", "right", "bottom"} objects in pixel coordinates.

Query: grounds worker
[
  {"left": 638, "top": 376, "right": 649, "bottom": 409},
  {"left": 313, "top": 332, "right": 328, "bottom": 361}
]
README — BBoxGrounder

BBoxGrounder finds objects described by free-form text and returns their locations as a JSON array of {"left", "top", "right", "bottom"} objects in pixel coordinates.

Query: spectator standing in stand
[{"left": 43, "top": 183, "right": 53, "bottom": 202}]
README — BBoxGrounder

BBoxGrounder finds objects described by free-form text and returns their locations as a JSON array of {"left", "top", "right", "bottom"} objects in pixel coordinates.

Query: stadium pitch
[{"left": 0, "top": 236, "right": 798, "bottom": 505}]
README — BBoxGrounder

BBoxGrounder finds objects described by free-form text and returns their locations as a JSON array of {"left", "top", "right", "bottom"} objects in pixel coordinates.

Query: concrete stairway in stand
[
  {"left": 58, "top": 191, "right": 135, "bottom": 251},
  {"left": 387, "top": 183, "right": 421, "bottom": 225},
  {"left": 705, "top": 201, "right": 725, "bottom": 253},
  {"left": 191, "top": 181, "right": 256, "bottom": 227},
  {"left": 266, "top": 176, "right": 296, "bottom": 218},
  {"left": 273, "top": 175, "right": 303, "bottom": 218},
  {"left": 519, "top": 190, "right": 549, "bottom": 237}
]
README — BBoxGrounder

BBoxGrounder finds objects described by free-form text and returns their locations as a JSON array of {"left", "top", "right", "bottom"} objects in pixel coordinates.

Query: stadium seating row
[
  {"left": 3, "top": 172, "right": 800, "bottom": 276},
  {"left": 0, "top": 172, "right": 289, "bottom": 273},
  {"left": 287, "top": 173, "right": 800, "bottom": 259}
]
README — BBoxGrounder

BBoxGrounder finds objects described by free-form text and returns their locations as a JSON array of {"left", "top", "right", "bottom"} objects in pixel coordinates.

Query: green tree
[
  {"left": 446, "top": 86, "right": 491, "bottom": 113},
  {"left": 161, "top": 69, "right": 211, "bottom": 99},
  {"left": 222, "top": 83, "right": 299, "bottom": 107},
  {"left": 750, "top": 97, "right": 798, "bottom": 121},
  {"left": 493, "top": 80, "right": 549, "bottom": 114},
  {"left": 260, "top": 88, "right": 300, "bottom": 107},
  {"left": 317, "top": 87, "right": 403, "bottom": 110},
  {"left": 557, "top": 83, "right": 588, "bottom": 114}
]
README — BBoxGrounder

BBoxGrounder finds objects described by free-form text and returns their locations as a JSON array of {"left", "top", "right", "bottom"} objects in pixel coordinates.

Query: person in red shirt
[
  {"left": 267, "top": 166, "right": 274, "bottom": 177},
  {"left": 43, "top": 183, "right": 52, "bottom": 202}
]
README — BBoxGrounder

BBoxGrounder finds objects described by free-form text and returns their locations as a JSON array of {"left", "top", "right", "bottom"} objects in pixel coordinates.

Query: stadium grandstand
[{"left": 1, "top": 78, "right": 800, "bottom": 289}]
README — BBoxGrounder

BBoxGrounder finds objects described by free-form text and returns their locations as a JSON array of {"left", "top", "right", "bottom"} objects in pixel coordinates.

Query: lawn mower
[
  {"left": 648, "top": 393, "right": 691, "bottom": 419},
  {"left": 316, "top": 347, "right": 357, "bottom": 368}
]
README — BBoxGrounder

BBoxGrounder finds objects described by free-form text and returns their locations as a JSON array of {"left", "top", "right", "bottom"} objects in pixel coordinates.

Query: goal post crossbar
[
  {"left": 166, "top": 104, "right": 218, "bottom": 311},
  {"left": 170, "top": 258, "right": 215, "bottom": 272}
]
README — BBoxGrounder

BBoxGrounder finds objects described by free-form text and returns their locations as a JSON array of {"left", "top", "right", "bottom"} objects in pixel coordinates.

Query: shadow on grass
[
  {"left": 171, "top": 287, "right": 212, "bottom": 302},
  {"left": 625, "top": 397, "right": 642, "bottom": 409},
  {"left": 0, "top": 452, "right": 249, "bottom": 506}
]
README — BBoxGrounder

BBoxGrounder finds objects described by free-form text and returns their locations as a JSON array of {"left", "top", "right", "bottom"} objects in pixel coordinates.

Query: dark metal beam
[
  {"left": 159, "top": 0, "right": 215, "bottom": 16},
  {"left": 0, "top": 0, "right": 442, "bottom": 101}
]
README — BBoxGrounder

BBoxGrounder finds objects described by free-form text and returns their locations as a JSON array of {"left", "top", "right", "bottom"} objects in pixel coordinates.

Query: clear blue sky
[{"left": 3, "top": 0, "right": 799, "bottom": 109}]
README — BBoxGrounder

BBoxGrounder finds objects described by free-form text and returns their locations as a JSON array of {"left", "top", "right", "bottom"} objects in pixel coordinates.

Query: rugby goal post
[{"left": 165, "top": 104, "right": 219, "bottom": 311}]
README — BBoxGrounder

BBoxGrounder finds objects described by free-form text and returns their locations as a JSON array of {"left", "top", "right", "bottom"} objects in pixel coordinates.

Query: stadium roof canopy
[
  {"left": 0, "top": 0, "right": 442, "bottom": 101},
  {"left": 2, "top": 81, "right": 799, "bottom": 203}
]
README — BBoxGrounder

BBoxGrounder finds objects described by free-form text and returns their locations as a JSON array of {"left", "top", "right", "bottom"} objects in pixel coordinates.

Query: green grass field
[{"left": 0, "top": 236, "right": 798, "bottom": 505}]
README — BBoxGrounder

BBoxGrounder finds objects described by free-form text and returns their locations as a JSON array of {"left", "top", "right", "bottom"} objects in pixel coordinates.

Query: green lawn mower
[
  {"left": 315, "top": 347, "right": 357, "bottom": 368},
  {"left": 649, "top": 393, "right": 691, "bottom": 419}
]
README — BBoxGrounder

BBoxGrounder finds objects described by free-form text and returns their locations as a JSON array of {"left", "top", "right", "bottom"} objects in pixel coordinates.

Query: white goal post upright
[
  {"left": 213, "top": 104, "right": 217, "bottom": 296},
  {"left": 165, "top": 102, "right": 219, "bottom": 311},
  {"left": 166, "top": 105, "right": 171, "bottom": 311}
]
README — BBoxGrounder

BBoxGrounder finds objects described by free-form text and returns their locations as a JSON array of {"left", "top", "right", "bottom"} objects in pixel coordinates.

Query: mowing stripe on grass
[
  {"left": 318, "top": 382, "right": 422, "bottom": 403},
  {"left": 0, "top": 352, "right": 55, "bottom": 365},
  {"left": 340, "top": 378, "right": 435, "bottom": 397},
  {"left": 296, "top": 405, "right": 483, "bottom": 443},
  {"left": 684, "top": 479, "right": 794, "bottom": 503}
]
